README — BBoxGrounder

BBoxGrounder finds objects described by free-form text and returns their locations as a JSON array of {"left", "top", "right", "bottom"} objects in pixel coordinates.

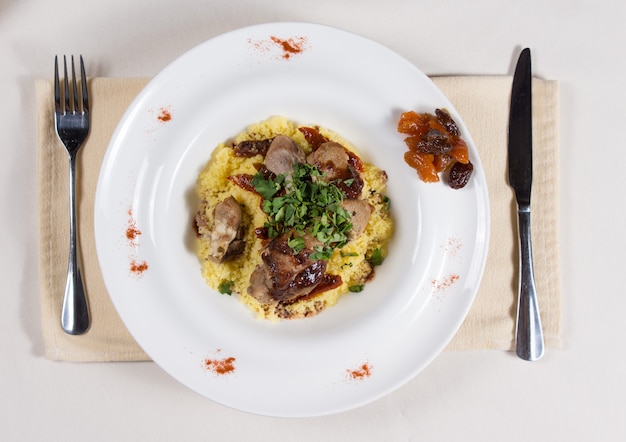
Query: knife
[{"left": 508, "top": 48, "right": 544, "bottom": 361}]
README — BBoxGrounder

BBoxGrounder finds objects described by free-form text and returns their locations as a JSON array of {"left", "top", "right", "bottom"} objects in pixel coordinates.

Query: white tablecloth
[{"left": 1, "top": 0, "right": 624, "bottom": 440}]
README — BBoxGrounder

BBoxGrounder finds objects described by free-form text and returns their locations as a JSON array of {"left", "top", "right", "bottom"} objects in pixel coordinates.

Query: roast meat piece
[
  {"left": 207, "top": 196, "right": 245, "bottom": 262},
  {"left": 306, "top": 141, "right": 364, "bottom": 198},
  {"left": 264, "top": 134, "right": 306, "bottom": 176},
  {"left": 306, "top": 141, "right": 349, "bottom": 182},
  {"left": 248, "top": 264, "right": 275, "bottom": 305},
  {"left": 342, "top": 199, "right": 373, "bottom": 239},
  {"left": 248, "top": 232, "right": 327, "bottom": 303}
]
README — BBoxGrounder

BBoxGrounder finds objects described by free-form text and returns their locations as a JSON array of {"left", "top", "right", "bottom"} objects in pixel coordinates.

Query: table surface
[{"left": 2, "top": 0, "right": 624, "bottom": 440}]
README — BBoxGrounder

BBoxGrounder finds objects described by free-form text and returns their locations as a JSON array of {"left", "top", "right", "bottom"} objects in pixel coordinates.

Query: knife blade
[{"left": 508, "top": 48, "right": 545, "bottom": 361}]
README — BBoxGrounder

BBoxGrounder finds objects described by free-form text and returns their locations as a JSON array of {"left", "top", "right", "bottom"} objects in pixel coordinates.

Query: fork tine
[
  {"left": 71, "top": 55, "right": 78, "bottom": 115},
  {"left": 63, "top": 55, "right": 70, "bottom": 114},
  {"left": 79, "top": 55, "right": 89, "bottom": 113},
  {"left": 54, "top": 56, "right": 61, "bottom": 114}
]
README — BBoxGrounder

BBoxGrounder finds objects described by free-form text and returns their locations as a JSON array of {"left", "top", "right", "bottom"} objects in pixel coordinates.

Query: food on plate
[
  {"left": 397, "top": 108, "right": 473, "bottom": 188},
  {"left": 194, "top": 116, "right": 393, "bottom": 320}
]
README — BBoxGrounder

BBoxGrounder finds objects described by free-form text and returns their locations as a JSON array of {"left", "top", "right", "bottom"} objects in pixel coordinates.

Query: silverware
[
  {"left": 54, "top": 55, "right": 91, "bottom": 335},
  {"left": 508, "top": 48, "right": 544, "bottom": 361}
]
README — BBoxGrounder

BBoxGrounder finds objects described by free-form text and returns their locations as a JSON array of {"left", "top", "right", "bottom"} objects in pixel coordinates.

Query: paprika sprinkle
[
  {"left": 125, "top": 209, "right": 142, "bottom": 246},
  {"left": 203, "top": 356, "right": 237, "bottom": 375},
  {"left": 248, "top": 35, "right": 309, "bottom": 60},
  {"left": 157, "top": 106, "right": 172, "bottom": 122},
  {"left": 130, "top": 259, "right": 149, "bottom": 276},
  {"left": 347, "top": 362, "right": 372, "bottom": 381},
  {"left": 431, "top": 274, "right": 460, "bottom": 292},
  {"left": 270, "top": 36, "right": 307, "bottom": 59}
]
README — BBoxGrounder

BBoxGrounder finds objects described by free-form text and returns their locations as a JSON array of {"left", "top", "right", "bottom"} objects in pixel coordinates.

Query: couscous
[{"left": 195, "top": 116, "right": 393, "bottom": 320}]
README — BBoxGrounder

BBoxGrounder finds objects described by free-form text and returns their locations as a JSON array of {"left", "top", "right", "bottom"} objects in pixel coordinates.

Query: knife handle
[{"left": 514, "top": 208, "right": 544, "bottom": 361}]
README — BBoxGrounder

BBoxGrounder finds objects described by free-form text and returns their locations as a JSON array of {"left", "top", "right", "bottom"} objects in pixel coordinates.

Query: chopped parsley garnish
[
  {"left": 218, "top": 280, "right": 234, "bottom": 295},
  {"left": 251, "top": 173, "right": 284, "bottom": 200},
  {"left": 251, "top": 163, "right": 353, "bottom": 259},
  {"left": 367, "top": 248, "right": 385, "bottom": 266},
  {"left": 348, "top": 285, "right": 364, "bottom": 292},
  {"left": 383, "top": 195, "right": 391, "bottom": 211}
]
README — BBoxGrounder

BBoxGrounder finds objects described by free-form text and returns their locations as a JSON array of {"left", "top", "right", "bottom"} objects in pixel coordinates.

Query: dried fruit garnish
[{"left": 397, "top": 108, "right": 472, "bottom": 189}]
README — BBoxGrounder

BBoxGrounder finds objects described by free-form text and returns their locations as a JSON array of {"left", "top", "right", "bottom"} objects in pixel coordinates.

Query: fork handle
[
  {"left": 61, "top": 154, "right": 90, "bottom": 335},
  {"left": 514, "top": 208, "right": 544, "bottom": 361}
]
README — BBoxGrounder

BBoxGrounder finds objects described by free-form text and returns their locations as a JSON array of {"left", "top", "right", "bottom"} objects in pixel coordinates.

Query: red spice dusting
[
  {"left": 204, "top": 356, "right": 237, "bottom": 375},
  {"left": 347, "top": 362, "right": 372, "bottom": 381},
  {"left": 130, "top": 259, "right": 149, "bottom": 275},
  {"left": 125, "top": 209, "right": 142, "bottom": 246},
  {"left": 248, "top": 35, "right": 308, "bottom": 60},
  {"left": 157, "top": 107, "right": 172, "bottom": 122},
  {"left": 126, "top": 225, "right": 140, "bottom": 241},
  {"left": 270, "top": 35, "right": 306, "bottom": 59},
  {"left": 431, "top": 274, "right": 460, "bottom": 292},
  {"left": 442, "top": 237, "right": 462, "bottom": 257}
]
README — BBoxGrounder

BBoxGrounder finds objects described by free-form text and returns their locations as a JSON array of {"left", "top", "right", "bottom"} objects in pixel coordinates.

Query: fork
[{"left": 54, "top": 55, "right": 90, "bottom": 335}]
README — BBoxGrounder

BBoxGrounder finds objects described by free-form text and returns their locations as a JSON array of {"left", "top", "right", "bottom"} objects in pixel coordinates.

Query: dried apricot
[
  {"left": 404, "top": 151, "right": 439, "bottom": 183},
  {"left": 403, "top": 136, "right": 421, "bottom": 152},
  {"left": 426, "top": 117, "right": 449, "bottom": 136},
  {"left": 397, "top": 111, "right": 429, "bottom": 137},
  {"left": 433, "top": 154, "right": 454, "bottom": 173},
  {"left": 449, "top": 138, "right": 469, "bottom": 164}
]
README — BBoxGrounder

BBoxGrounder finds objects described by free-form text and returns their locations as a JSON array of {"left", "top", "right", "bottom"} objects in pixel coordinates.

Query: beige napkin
[{"left": 36, "top": 76, "right": 561, "bottom": 362}]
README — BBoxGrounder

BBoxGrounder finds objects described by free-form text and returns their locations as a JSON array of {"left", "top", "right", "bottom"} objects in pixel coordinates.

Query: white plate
[{"left": 95, "top": 22, "right": 490, "bottom": 417}]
